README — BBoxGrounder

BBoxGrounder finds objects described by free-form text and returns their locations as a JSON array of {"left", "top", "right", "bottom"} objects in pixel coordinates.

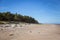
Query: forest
[{"left": 0, "top": 12, "right": 39, "bottom": 24}]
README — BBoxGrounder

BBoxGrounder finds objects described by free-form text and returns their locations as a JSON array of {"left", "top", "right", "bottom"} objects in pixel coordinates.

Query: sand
[{"left": 0, "top": 24, "right": 60, "bottom": 40}]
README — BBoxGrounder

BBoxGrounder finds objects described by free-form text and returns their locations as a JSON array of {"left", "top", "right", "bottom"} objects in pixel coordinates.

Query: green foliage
[{"left": 0, "top": 12, "right": 39, "bottom": 24}]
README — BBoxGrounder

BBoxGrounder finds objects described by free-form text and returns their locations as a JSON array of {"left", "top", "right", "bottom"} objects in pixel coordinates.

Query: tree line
[{"left": 0, "top": 12, "right": 39, "bottom": 24}]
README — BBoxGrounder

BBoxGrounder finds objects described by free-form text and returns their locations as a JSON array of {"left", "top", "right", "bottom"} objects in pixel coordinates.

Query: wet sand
[{"left": 0, "top": 24, "right": 60, "bottom": 40}]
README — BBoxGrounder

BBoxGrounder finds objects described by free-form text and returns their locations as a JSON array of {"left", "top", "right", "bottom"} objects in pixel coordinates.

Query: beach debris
[
  {"left": 25, "top": 23, "right": 27, "bottom": 25},
  {"left": 5, "top": 26, "right": 10, "bottom": 27},
  {"left": 0, "top": 26, "right": 3, "bottom": 27},
  {"left": 38, "top": 32, "right": 40, "bottom": 33},
  {"left": 9, "top": 34, "right": 14, "bottom": 36},
  {"left": 0, "top": 28, "right": 3, "bottom": 30},
  {"left": 14, "top": 24, "right": 17, "bottom": 27},
  {"left": 20, "top": 25, "right": 22, "bottom": 27},
  {"left": 30, "top": 30, "right": 32, "bottom": 33}
]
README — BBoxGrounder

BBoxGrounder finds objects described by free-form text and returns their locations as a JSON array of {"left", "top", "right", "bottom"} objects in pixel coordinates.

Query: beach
[{"left": 0, "top": 24, "right": 60, "bottom": 40}]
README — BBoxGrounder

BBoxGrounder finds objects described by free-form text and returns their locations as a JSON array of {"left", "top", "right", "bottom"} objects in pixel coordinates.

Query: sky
[{"left": 0, "top": 0, "right": 60, "bottom": 24}]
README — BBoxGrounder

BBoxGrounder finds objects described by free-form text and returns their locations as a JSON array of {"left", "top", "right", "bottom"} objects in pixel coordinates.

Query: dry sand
[{"left": 0, "top": 24, "right": 60, "bottom": 40}]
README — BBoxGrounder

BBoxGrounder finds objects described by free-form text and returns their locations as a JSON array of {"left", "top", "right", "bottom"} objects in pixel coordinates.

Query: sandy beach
[{"left": 0, "top": 24, "right": 60, "bottom": 40}]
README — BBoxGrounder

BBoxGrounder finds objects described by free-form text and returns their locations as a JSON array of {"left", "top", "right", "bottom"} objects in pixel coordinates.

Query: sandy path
[{"left": 0, "top": 24, "right": 60, "bottom": 40}]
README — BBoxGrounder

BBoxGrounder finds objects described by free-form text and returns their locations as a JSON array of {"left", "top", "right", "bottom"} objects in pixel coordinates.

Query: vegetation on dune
[{"left": 0, "top": 12, "right": 39, "bottom": 24}]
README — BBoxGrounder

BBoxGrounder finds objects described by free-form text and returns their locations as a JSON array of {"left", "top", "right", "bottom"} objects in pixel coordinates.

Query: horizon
[{"left": 0, "top": 0, "right": 60, "bottom": 24}]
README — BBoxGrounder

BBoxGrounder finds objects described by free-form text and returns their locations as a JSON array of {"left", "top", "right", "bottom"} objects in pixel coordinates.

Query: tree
[{"left": 0, "top": 12, "right": 39, "bottom": 24}]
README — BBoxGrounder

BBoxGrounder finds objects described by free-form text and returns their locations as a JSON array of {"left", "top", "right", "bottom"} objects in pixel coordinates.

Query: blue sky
[{"left": 0, "top": 0, "right": 60, "bottom": 24}]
